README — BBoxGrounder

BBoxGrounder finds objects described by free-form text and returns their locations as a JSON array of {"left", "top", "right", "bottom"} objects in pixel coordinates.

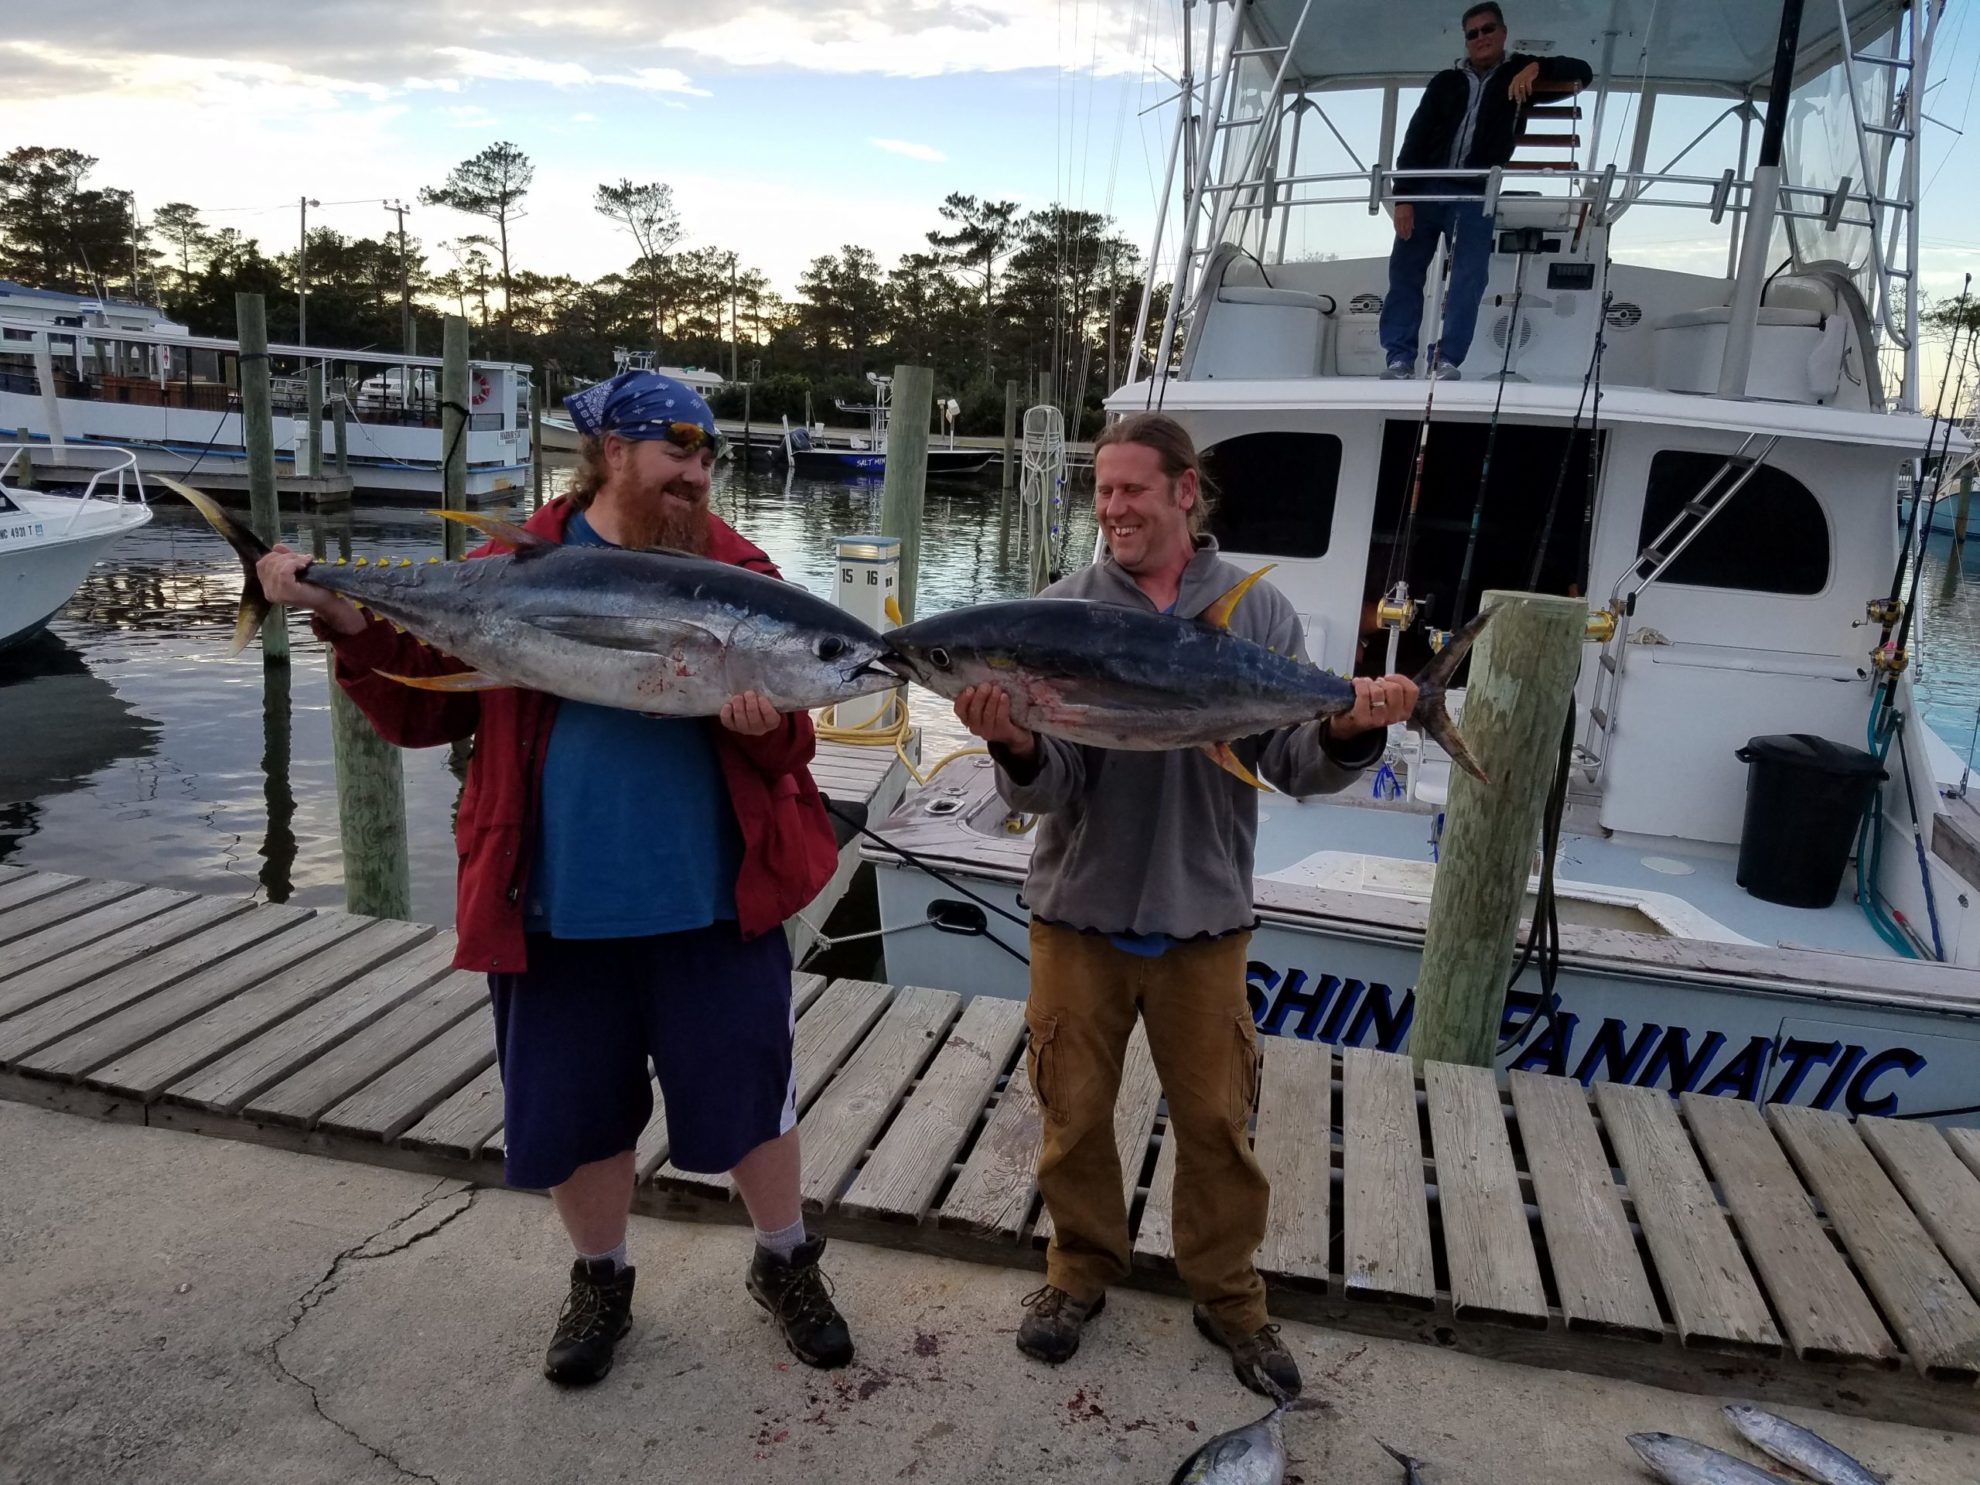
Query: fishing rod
[
  {"left": 1378, "top": 247, "right": 1459, "bottom": 670},
  {"left": 1452, "top": 234, "right": 1536, "bottom": 624},
  {"left": 819, "top": 799, "right": 1033, "bottom": 967},
  {"left": 1529, "top": 286, "right": 1612, "bottom": 590}
]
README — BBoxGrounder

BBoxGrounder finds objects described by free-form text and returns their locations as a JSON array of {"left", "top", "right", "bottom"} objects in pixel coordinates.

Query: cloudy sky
[{"left": 3, "top": 1, "right": 1978, "bottom": 320}]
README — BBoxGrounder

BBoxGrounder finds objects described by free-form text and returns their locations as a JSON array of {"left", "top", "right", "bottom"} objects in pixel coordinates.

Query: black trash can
[{"left": 1734, "top": 734, "right": 1888, "bottom": 908}]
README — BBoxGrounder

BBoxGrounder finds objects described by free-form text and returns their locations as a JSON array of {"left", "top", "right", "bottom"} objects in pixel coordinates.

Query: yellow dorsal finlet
[{"left": 1200, "top": 565, "right": 1276, "bottom": 630}]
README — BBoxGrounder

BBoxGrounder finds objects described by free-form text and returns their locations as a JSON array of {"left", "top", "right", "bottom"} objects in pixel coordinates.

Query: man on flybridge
[{"left": 1380, "top": 2, "right": 1593, "bottom": 381}]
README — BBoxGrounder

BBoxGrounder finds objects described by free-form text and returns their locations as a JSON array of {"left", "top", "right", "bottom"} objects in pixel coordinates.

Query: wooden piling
[
  {"left": 15, "top": 449, "right": 33, "bottom": 489},
  {"left": 879, "top": 364, "right": 934, "bottom": 621},
  {"left": 530, "top": 392, "right": 544, "bottom": 509},
  {"left": 441, "top": 316, "right": 470, "bottom": 561},
  {"left": 305, "top": 366, "right": 325, "bottom": 479},
  {"left": 1002, "top": 377, "right": 1018, "bottom": 494},
  {"left": 742, "top": 381, "right": 753, "bottom": 472},
  {"left": 236, "top": 292, "right": 286, "bottom": 663},
  {"left": 1411, "top": 590, "right": 1587, "bottom": 1069},
  {"left": 332, "top": 377, "right": 349, "bottom": 477},
  {"left": 326, "top": 654, "right": 412, "bottom": 920}
]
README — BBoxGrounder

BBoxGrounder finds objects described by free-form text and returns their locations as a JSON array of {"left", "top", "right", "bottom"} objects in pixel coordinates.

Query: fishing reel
[
  {"left": 1871, "top": 644, "right": 1909, "bottom": 677},
  {"left": 1866, "top": 597, "right": 1904, "bottom": 628},
  {"left": 1584, "top": 608, "right": 1618, "bottom": 644}
]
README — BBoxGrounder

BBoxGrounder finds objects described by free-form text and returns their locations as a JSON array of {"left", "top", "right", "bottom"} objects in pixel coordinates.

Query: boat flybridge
[{"left": 868, "top": 0, "right": 1980, "bottom": 1120}]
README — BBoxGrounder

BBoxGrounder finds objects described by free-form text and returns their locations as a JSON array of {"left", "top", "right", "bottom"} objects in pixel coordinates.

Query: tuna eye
[
  {"left": 815, "top": 636, "right": 846, "bottom": 661},
  {"left": 929, "top": 646, "right": 951, "bottom": 671}
]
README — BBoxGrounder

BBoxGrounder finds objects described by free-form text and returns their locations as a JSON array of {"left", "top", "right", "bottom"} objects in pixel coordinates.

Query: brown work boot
[
  {"left": 1193, "top": 1305, "right": 1303, "bottom": 1399},
  {"left": 1016, "top": 1284, "right": 1106, "bottom": 1364}
]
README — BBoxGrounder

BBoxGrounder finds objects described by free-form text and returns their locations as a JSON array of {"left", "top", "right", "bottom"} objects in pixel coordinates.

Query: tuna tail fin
[
  {"left": 1377, "top": 1440, "right": 1430, "bottom": 1480},
  {"left": 154, "top": 474, "right": 271, "bottom": 656},
  {"left": 1406, "top": 605, "right": 1496, "bottom": 786}
]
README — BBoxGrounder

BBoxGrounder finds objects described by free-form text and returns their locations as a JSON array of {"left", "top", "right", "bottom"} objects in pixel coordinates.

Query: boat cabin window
[
  {"left": 1638, "top": 452, "right": 1829, "bottom": 596},
  {"left": 1199, "top": 432, "right": 1342, "bottom": 559}
]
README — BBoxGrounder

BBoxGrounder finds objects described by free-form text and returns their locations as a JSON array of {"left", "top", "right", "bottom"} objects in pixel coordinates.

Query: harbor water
[{"left": 5, "top": 463, "right": 1980, "bottom": 930}]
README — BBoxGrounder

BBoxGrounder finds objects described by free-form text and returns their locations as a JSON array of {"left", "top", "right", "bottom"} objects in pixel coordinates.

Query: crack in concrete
[{"left": 264, "top": 1178, "right": 481, "bottom": 1484}]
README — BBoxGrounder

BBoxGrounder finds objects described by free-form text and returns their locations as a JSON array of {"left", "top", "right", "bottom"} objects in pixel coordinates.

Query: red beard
[{"left": 619, "top": 486, "right": 710, "bottom": 554}]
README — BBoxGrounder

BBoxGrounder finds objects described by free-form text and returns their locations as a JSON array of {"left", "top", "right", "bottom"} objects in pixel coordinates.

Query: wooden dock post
[
  {"left": 441, "top": 316, "right": 469, "bottom": 561},
  {"left": 332, "top": 377, "right": 349, "bottom": 477},
  {"left": 327, "top": 656, "right": 412, "bottom": 921},
  {"left": 236, "top": 292, "right": 286, "bottom": 663},
  {"left": 742, "top": 381, "right": 753, "bottom": 473},
  {"left": 880, "top": 364, "right": 933, "bottom": 620},
  {"left": 1002, "top": 378, "right": 1018, "bottom": 493},
  {"left": 1412, "top": 590, "right": 1587, "bottom": 1069},
  {"left": 530, "top": 392, "right": 544, "bottom": 509},
  {"left": 304, "top": 367, "right": 325, "bottom": 479}
]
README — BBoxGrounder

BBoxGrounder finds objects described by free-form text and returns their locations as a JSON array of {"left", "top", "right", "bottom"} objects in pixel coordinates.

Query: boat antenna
[
  {"left": 1530, "top": 279, "right": 1612, "bottom": 590},
  {"left": 1452, "top": 235, "right": 1535, "bottom": 623}
]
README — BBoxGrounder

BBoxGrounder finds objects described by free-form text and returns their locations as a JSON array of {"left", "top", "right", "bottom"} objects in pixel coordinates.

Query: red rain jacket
[{"left": 314, "top": 497, "right": 840, "bottom": 973}]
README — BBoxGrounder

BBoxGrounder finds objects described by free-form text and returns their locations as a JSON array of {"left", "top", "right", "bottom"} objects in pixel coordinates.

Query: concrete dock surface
[{"left": 4, "top": 1100, "right": 1975, "bottom": 1485}]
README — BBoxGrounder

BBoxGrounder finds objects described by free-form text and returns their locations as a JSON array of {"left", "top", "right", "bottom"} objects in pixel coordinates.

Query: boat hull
[
  {"left": 0, "top": 509, "right": 152, "bottom": 650},
  {"left": 791, "top": 447, "right": 999, "bottom": 481}
]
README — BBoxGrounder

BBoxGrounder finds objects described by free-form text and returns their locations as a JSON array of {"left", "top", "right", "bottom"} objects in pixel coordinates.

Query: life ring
[{"left": 469, "top": 368, "right": 492, "bottom": 407}]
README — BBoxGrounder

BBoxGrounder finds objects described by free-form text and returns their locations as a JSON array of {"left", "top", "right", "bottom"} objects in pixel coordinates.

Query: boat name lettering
[{"left": 1246, "top": 964, "right": 1929, "bottom": 1113}]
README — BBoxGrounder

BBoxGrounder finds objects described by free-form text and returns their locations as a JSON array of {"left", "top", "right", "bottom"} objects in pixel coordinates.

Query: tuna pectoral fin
[
  {"left": 372, "top": 669, "right": 508, "bottom": 693},
  {"left": 1200, "top": 564, "right": 1277, "bottom": 630},
  {"left": 1406, "top": 606, "right": 1497, "bottom": 786},
  {"left": 428, "top": 510, "right": 554, "bottom": 550},
  {"left": 1200, "top": 741, "right": 1273, "bottom": 792},
  {"left": 153, "top": 474, "right": 271, "bottom": 656}
]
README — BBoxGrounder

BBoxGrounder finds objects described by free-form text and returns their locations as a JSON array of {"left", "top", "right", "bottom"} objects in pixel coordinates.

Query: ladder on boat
[
  {"left": 1834, "top": 0, "right": 1942, "bottom": 402},
  {"left": 1579, "top": 434, "right": 1782, "bottom": 783}
]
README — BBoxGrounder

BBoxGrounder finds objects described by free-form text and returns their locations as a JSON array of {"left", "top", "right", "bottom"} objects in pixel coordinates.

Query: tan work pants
[{"left": 1024, "top": 919, "right": 1270, "bottom": 1334}]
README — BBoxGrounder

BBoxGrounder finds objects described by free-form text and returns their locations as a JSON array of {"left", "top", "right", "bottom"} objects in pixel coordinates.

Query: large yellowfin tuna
[
  {"left": 163, "top": 478, "right": 898, "bottom": 715},
  {"left": 880, "top": 566, "right": 1492, "bottom": 787}
]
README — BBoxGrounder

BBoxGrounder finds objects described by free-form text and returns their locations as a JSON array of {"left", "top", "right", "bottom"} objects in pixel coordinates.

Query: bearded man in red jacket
[{"left": 257, "top": 370, "right": 852, "bottom": 1387}]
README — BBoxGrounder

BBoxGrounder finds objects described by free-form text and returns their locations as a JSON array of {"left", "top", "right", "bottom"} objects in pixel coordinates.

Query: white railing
[{"left": 0, "top": 444, "right": 148, "bottom": 536}]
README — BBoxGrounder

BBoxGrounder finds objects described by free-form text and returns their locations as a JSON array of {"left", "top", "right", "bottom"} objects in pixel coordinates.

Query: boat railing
[{"left": 0, "top": 444, "right": 147, "bottom": 535}]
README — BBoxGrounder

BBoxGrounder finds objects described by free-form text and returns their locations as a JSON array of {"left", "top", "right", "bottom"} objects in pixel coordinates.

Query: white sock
[
  {"left": 754, "top": 1217, "right": 806, "bottom": 1261},
  {"left": 580, "top": 1239, "right": 629, "bottom": 1273}
]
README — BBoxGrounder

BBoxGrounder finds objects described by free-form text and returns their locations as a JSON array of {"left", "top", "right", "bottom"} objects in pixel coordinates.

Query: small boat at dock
[{"left": 0, "top": 445, "right": 152, "bottom": 651}]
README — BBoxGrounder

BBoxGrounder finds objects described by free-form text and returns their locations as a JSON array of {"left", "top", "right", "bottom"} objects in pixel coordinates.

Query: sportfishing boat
[
  {"left": 789, "top": 374, "right": 999, "bottom": 481},
  {"left": 867, "top": 0, "right": 1980, "bottom": 1121},
  {"left": 0, "top": 298, "right": 534, "bottom": 499},
  {"left": 0, "top": 445, "right": 152, "bottom": 651}
]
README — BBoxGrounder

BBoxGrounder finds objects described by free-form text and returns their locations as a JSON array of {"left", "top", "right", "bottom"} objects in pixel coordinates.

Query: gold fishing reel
[
  {"left": 1871, "top": 645, "right": 1909, "bottom": 677},
  {"left": 1866, "top": 597, "right": 1904, "bottom": 628},
  {"left": 1375, "top": 593, "right": 1416, "bottom": 630},
  {"left": 1585, "top": 608, "right": 1618, "bottom": 644}
]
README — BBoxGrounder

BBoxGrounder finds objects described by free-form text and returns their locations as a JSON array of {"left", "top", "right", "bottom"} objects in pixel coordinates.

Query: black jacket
[{"left": 1396, "top": 51, "right": 1594, "bottom": 184}]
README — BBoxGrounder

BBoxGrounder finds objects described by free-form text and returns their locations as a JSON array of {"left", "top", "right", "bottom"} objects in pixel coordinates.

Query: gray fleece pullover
[{"left": 992, "top": 538, "right": 1382, "bottom": 940}]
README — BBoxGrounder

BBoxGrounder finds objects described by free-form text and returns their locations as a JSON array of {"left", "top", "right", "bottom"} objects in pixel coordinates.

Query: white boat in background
[
  {"left": 0, "top": 290, "right": 534, "bottom": 500},
  {"left": 868, "top": 0, "right": 1980, "bottom": 1122},
  {"left": 0, "top": 445, "right": 152, "bottom": 651},
  {"left": 538, "top": 413, "right": 582, "bottom": 452}
]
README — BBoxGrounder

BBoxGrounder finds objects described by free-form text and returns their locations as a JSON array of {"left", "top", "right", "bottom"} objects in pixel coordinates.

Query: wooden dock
[{"left": 3, "top": 860, "right": 1979, "bottom": 1431}]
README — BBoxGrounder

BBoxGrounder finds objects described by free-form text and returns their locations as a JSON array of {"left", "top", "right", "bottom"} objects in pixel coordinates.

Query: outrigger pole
[{"left": 1716, "top": 0, "right": 1806, "bottom": 399}]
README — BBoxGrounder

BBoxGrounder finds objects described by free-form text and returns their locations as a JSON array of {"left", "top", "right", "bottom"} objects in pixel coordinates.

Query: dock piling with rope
[
  {"left": 235, "top": 292, "right": 287, "bottom": 664},
  {"left": 878, "top": 364, "right": 933, "bottom": 621}
]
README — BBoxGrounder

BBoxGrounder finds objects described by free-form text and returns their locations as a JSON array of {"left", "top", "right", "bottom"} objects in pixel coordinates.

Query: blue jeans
[{"left": 1379, "top": 197, "right": 1494, "bottom": 369}]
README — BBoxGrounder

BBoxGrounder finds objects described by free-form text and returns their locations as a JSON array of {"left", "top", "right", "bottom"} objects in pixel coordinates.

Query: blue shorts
[{"left": 487, "top": 924, "right": 796, "bottom": 1190}]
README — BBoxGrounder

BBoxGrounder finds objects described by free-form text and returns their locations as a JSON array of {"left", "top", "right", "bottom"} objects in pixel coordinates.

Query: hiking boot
[
  {"left": 1016, "top": 1284, "right": 1106, "bottom": 1364},
  {"left": 543, "top": 1258, "right": 636, "bottom": 1387},
  {"left": 1193, "top": 1305, "right": 1304, "bottom": 1399},
  {"left": 747, "top": 1237, "right": 854, "bottom": 1368}
]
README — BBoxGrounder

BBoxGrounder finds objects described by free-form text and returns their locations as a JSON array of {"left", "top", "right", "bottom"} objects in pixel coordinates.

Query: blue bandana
[{"left": 563, "top": 369, "right": 719, "bottom": 444}]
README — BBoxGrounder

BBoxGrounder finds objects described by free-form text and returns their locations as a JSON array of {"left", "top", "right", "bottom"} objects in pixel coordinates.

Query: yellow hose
[{"left": 814, "top": 690, "right": 987, "bottom": 786}]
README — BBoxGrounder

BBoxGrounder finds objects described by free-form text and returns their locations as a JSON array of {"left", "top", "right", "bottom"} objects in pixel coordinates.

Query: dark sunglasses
[{"left": 1465, "top": 21, "right": 1501, "bottom": 39}]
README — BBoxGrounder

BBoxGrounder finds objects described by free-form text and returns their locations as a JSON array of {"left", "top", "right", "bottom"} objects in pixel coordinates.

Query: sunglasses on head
[
  {"left": 1465, "top": 21, "right": 1501, "bottom": 39},
  {"left": 608, "top": 421, "right": 726, "bottom": 458}
]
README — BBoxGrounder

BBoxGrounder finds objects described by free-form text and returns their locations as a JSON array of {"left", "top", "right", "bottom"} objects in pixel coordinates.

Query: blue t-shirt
[{"left": 523, "top": 512, "right": 744, "bottom": 937}]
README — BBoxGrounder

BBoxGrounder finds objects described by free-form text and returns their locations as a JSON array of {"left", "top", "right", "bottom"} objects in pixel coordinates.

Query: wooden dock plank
[
  {"left": 839, "top": 995, "right": 1026, "bottom": 1223},
  {"left": 1681, "top": 1093, "right": 1897, "bottom": 1368},
  {"left": 937, "top": 1044, "right": 1044, "bottom": 1241},
  {"left": 1950, "top": 1127, "right": 1980, "bottom": 1184},
  {"left": 1035, "top": 1023, "right": 1163, "bottom": 1248},
  {"left": 0, "top": 885, "right": 189, "bottom": 979},
  {"left": 245, "top": 970, "right": 486, "bottom": 1127},
  {"left": 166, "top": 935, "right": 461, "bottom": 1113},
  {"left": 1251, "top": 1036, "right": 1333, "bottom": 1289},
  {"left": 16, "top": 911, "right": 360, "bottom": 1080},
  {"left": 0, "top": 904, "right": 312, "bottom": 1066},
  {"left": 1341, "top": 1047, "right": 1435, "bottom": 1309},
  {"left": 82, "top": 919, "right": 433, "bottom": 1100},
  {"left": 0, "top": 896, "right": 253, "bottom": 1023},
  {"left": 631, "top": 974, "right": 827, "bottom": 1180},
  {"left": 1134, "top": 1118, "right": 1180, "bottom": 1265},
  {"left": 400, "top": 1063, "right": 505, "bottom": 1159},
  {"left": 654, "top": 977, "right": 896, "bottom": 1197},
  {"left": 0, "top": 877, "right": 145, "bottom": 949},
  {"left": 0, "top": 865, "right": 29, "bottom": 888},
  {"left": 0, "top": 870, "right": 89, "bottom": 924},
  {"left": 1859, "top": 1117, "right": 1980, "bottom": 1305},
  {"left": 1769, "top": 1104, "right": 1980, "bottom": 1380},
  {"left": 798, "top": 985, "right": 961, "bottom": 1211},
  {"left": 1426, "top": 1061, "right": 1545, "bottom": 1325},
  {"left": 1594, "top": 1081, "right": 1780, "bottom": 1353},
  {"left": 1511, "top": 1071, "right": 1660, "bottom": 1339},
  {"left": 318, "top": 1010, "right": 495, "bottom": 1143}
]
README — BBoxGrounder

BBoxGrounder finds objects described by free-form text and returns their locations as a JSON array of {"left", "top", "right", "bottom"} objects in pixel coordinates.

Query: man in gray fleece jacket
[{"left": 951, "top": 413, "right": 1415, "bottom": 1398}]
